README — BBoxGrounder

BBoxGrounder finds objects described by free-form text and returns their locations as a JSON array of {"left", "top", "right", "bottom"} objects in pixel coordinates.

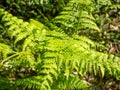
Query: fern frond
[
  {"left": 52, "top": 74, "right": 89, "bottom": 90},
  {"left": 0, "top": 43, "right": 13, "bottom": 59},
  {"left": 51, "top": 0, "right": 100, "bottom": 35}
]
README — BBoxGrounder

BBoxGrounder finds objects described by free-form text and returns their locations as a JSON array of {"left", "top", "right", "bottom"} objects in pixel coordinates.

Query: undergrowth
[{"left": 0, "top": 0, "right": 120, "bottom": 90}]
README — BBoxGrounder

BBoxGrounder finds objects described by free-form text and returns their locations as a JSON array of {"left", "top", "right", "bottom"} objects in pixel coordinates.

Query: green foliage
[
  {"left": 0, "top": 0, "right": 68, "bottom": 22},
  {"left": 89, "top": 0, "right": 120, "bottom": 52},
  {"left": 0, "top": 0, "right": 120, "bottom": 90},
  {"left": 52, "top": 75, "right": 89, "bottom": 90},
  {"left": 51, "top": 0, "right": 100, "bottom": 35}
]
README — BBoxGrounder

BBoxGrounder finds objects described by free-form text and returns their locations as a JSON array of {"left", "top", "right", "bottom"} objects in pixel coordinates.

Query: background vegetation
[{"left": 0, "top": 0, "right": 120, "bottom": 90}]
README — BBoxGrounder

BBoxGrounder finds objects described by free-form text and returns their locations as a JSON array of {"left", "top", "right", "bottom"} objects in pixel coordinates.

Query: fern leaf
[{"left": 51, "top": 0, "right": 100, "bottom": 35}]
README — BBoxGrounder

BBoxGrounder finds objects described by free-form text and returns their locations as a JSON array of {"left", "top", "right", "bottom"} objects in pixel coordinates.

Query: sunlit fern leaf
[
  {"left": 0, "top": 43, "right": 13, "bottom": 59},
  {"left": 82, "top": 11, "right": 94, "bottom": 17},
  {"left": 11, "top": 22, "right": 29, "bottom": 37},
  {"left": 22, "top": 36, "right": 33, "bottom": 51},
  {"left": 15, "top": 32, "right": 29, "bottom": 44},
  {"left": 3, "top": 21, "right": 13, "bottom": 27},
  {"left": 73, "top": 35, "right": 95, "bottom": 47},
  {"left": 1, "top": 12, "right": 12, "bottom": 21}
]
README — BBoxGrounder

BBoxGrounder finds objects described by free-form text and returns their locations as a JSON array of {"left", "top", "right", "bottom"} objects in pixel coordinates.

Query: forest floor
[{"left": 94, "top": 9, "right": 120, "bottom": 57}]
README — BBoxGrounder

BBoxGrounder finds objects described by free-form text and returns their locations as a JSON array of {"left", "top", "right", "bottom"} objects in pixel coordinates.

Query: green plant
[
  {"left": 0, "top": 0, "right": 68, "bottom": 22},
  {"left": 0, "top": 0, "right": 120, "bottom": 90},
  {"left": 51, "top": 0, "right": 100, "bottom": 35},
  {"left": 93, "top": 0, "right": 120, "bottom": 52}
]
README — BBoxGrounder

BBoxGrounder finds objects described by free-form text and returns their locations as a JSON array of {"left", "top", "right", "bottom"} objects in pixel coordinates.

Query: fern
[
  {"left": 52, "top": 74, "right": 89, "bottom": 90},
  {"left": 0, "top": 8, "right": 63, "bottom": 89},
  {"left": 0, "top": 1, "right": 120, "bottom": 89},
  {"left": 51, "top": 0, "right": 100, "bottom": 35}
]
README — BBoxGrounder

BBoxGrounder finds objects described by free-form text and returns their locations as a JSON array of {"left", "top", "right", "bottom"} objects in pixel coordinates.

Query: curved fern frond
[{"left": 0, "top": 8, "right": 62, "bottom": 90}]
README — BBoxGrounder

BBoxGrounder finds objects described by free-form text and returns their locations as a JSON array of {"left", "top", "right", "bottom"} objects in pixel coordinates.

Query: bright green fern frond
[{"left": 0, "top": 43, "right": 13, "bottom": 59}]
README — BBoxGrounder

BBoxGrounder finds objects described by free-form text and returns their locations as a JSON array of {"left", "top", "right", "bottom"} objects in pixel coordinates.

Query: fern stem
[{"left": 1, "top": 51, "right": 30, "bottom": 64}]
